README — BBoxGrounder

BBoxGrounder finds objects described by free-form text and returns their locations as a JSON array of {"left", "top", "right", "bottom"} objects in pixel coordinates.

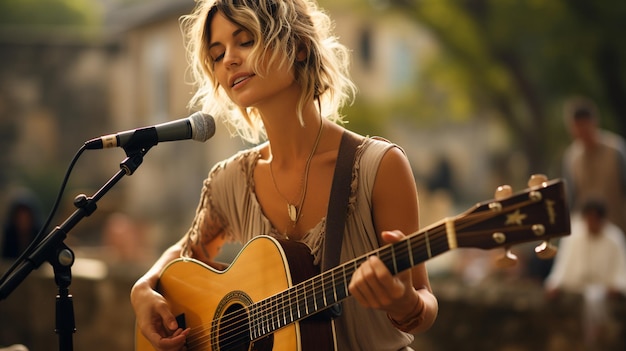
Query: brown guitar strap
[{"left": 322, "top": 130, "right": 361, "bottom": 318}]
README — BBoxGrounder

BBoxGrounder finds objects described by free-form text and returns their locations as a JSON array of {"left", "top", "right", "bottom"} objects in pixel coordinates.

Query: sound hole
[{"left": 216, "top": 303, "right": 273, "bottom": 351}]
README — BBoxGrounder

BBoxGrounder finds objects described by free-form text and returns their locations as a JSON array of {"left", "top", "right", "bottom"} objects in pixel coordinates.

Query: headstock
[{"left": 454, "top": 174, "right": 571, "bottom": 267}]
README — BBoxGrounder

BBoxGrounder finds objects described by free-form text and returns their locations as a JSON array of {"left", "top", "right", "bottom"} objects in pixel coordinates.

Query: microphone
[{"left": 85, "top": 112, "right": 215, "bottom": 150}]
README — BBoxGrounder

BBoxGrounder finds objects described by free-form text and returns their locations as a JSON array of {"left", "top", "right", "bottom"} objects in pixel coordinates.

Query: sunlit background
[{"left": 1, "top": 0, "right": 625, "bottom": 350}]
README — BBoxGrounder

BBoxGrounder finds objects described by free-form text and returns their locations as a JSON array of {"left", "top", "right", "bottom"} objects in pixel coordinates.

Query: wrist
[{"left": 387, "top": 293, "right": 425, "bottom": 333}]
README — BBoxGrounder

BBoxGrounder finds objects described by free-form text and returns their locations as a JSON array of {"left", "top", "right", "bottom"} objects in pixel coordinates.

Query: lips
[{"left": 231, "top": 73, "right": 255, "bottom": 87}]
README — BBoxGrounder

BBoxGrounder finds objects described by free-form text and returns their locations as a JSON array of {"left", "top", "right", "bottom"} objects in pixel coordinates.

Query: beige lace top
[{"left": 182, "top": 136, "right": 415, "bottom": 350}]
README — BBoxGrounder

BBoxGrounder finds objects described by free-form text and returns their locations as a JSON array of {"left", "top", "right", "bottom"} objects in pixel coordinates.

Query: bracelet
[{"left": 387, "top": 296, "right": 426, "bottom": 333}]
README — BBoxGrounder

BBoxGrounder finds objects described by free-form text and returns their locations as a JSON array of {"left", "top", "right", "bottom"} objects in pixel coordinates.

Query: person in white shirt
[{"left": 545, "top": 199, "right": 626, "bottom": 349}]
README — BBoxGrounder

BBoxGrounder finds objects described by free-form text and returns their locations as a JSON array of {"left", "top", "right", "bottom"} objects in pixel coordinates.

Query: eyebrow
[{"left": 208, "top": 28, "right": 245, "bottom": 50}]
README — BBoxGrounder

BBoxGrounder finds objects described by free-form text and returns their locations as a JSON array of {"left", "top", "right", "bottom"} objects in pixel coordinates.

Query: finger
[
  {"left": 155, "top": 303, "right": 179, "bottom": 332},
  {"left": 380, "top": 230, "right": 414, "bottom": 285},
  {"left": 350, "top": 256, "right": 394, "bottom": 308},
  {"left": 349, "top": 258, "right": 378, "bottom": 308},
  {"left": 366, "top": 256, "right": 407, "bottom": 302},
  {"left": 156, "top": 329, "right": 189, "bottom": 351},
  {"left": 381, "top": 230, "right": 405, "bottom": 244}
]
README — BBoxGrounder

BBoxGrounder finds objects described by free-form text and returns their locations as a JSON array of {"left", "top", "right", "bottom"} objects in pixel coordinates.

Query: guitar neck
[
  {"left": 248, "top": 220, "right": 452, "bottom": 340},
  {"left": 248, "top": 178, "right": 570, "bottom": 341}
]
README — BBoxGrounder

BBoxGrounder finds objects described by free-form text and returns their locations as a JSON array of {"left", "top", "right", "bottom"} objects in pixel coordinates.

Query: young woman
[{"left": 130, "top": 0, "right": 438, "bottom": 350}]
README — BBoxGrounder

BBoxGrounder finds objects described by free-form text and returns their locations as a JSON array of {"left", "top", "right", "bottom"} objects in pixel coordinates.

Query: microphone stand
[{"left": 0, "top": 144, "right": 152, "bottom": 351}]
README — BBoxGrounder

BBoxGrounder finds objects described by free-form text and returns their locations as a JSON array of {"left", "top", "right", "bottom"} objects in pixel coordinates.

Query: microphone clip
[{"left": 120, "top": 128, "right": 158, "bottom": 175}]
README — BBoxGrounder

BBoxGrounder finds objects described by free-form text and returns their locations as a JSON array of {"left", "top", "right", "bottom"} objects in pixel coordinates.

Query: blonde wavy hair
[{"left": 181, "top": 0, "right": 356, "bottom": 144}]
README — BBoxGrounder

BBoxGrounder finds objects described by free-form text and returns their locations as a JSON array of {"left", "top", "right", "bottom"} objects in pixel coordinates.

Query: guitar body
[{"left": 135, "top": 236, "right": 336, "bottom": 351}]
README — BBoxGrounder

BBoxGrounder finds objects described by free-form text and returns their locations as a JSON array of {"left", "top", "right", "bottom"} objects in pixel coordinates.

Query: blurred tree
[
  {"left": 385, "top": 0, "right": 626, "bottom": 174},
  {"left": 0, "top": 0, "right": 99, "bottom": 27}
]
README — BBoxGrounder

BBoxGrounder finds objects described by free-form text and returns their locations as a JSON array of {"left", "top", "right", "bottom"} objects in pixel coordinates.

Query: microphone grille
[{"left": 189, "top": 112, "right": 216, "bottom": 142}]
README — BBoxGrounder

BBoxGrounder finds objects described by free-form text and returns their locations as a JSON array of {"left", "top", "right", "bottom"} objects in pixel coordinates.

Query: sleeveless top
[{"left": 182, "top": 136, "right": 415, "bottom": 350}]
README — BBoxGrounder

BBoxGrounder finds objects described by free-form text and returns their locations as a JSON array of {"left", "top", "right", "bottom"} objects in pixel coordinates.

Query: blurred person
[
  {"left": 102, "top": 212, "right": 151, "bottom": 265},
  {"left": 130, "top": 1, "right": 438, "bottom": 350},
  {"left": 545, "top": 199, "right": 626, "bottom": 350},
  {"left": 562, "top": 96, "right": 626, "bottom": 233},
  {"left": 1, "top": 192, "right": 43, "bottom": 260}
]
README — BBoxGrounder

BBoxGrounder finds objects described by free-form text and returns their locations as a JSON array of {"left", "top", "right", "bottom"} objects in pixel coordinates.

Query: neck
[{"left": 262, "top": 100, "right": 324, "bottom": 165}]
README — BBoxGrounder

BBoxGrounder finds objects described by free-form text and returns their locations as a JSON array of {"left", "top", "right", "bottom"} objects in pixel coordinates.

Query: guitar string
[
  {"left": 185, "top": 231, "right": 453, "bottom": 350},
  {"left": 185, "top": 200, "right": 538, "bottom": 348},
  {"left": 185, "top": 211, "right": 509, "bottom": 349},
  {"left": 183, "top": 226, "right": 457, "bottom": 350},
  {"left": 190, "top": 238, "right": 485, "bottom": 350},
  {"left": 185, "top": 210, "right": 498, "bottom": 349},
  {"left": 185, "top": 188, "right": 544, "bottom": 348}
]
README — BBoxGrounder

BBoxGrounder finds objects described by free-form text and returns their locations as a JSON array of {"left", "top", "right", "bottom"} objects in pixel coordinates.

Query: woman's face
[{"left": 207, "top": 11, "right": 298, "bottom": 110}]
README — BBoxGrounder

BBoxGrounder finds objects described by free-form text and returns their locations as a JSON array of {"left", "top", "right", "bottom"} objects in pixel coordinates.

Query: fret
[
  {"left": 321, "top": 273, "right": 328, "bottom": 307},
  {"left": 264, "top": 299, "right": 270, "bottom": 334},
  {"left": 283, "top": 291, "right": 290, "bottom": 326},
  {"left": 250, "top": 305, "right": 258, "bottom": 339},
  {"left": 265, "top": 296, "right": 271, "bottom": 333},
  {"left": 311, "top": 279, "right": 318, "bottom": 311},
  {"left": 396, "top": 239, "right": 412, "bottom": 273},
  {"left": 280, "top": 292, "right": 291, "bottom": 327},
  {"left": 390, "top": 243, "right": 398, "bottom": 274},
  {"left": 424, "top": 230, "right": 432, "bottom": 258},
  {"left": 259, "top": 300, "right": 267, "bottom": 335},
  {"left": 331, "top": 269, "right": 338, "bottom": 303},
  {"left": 322, "top": 271, "right": 334, "bottom": 306},
  {"left": 445, "top": 218, "right": 458, "bottom": 249},
  {"left": 271, "top": 294, "right": 277, "bottom": 332},
  {"left": 295, "top": 283, "right": 302, "bottom": 319},
  {"left": 407, "top": 236, "right": 415, "bottom": 267},
  {"left": 254, "top": 305, "right": 260, "bottom": 339},
  {"left": 314, "top": 277, "right": 324, "bottom": 312},
  {"left": 304, "top": 279, "right": 313, "bottom": 315},
  {"left": 276, "top": 293, "right": 284, "bottom": 330},
  {"left": 277, "top": 293, "right": 283, "bottom": 328},
  {"left": 342, "top": 265, "right": 349, "bottom": 298}
]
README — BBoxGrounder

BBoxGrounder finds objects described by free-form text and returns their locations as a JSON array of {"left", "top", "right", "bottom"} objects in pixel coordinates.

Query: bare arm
[
  {"left": 130, "top": 216, "right": 227, "bottom": 350},
  {"left": 130, "top": 238, "right": 189, "bottom": 351},
  {"left": 349, "top": 146, "right": 438, "bottom": 333}
]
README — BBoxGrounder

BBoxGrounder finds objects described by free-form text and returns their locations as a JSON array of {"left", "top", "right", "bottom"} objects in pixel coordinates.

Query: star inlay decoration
[{"left": 505, "top": 209, "right": 527, "bottom": 226}]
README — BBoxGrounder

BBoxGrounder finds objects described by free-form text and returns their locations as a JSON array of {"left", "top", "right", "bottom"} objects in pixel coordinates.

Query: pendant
[{"left": 288, "top": 204, "right": 298, "bottom": 222}]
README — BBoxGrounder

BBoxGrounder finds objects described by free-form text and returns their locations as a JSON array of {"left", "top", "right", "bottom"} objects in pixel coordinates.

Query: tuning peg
[
  {"left": 528, "top": 174, "right": 548, "bottom": 188},
  {"left": 494, "top": 247, "right": 518, "bottom": 268},
  {"left": 494, "top": 185, "right": 513, "bottom": 200},
  {"left": 535, "top": 240, "right": 557, "bottom": 260}
]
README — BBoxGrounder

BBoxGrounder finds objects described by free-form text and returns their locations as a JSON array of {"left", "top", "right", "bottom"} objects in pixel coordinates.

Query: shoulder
[
  {"left": 563, "top": 140, "right": 583, "bottom": 161},
  {"left": 603, "top": 221, "right": 626, "bottom": 247},
  {"left": 209, "top": 144, "right": 263, "bottom": 181},
  {"left": 601, "top": 130, "right": 626, "bottom": 151},
  {"left": 359, "top": 136, "right": 405, "bottom": 166}
]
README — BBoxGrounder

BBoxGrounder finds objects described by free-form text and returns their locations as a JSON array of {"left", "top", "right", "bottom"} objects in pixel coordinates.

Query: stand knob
[
  {"left": 535, "top": 240, "right": 557, "bottom": 260},
  {"left": 528, "top": 174, "right": 548, "bottom": 188},
  {"left": 494, "top": 185, "right": 513, "bottom": 200},
  {"left": 495, "top": 247, "right": 518, "bottom": 268}
]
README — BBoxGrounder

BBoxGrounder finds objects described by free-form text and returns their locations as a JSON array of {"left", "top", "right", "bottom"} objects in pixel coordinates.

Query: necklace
[{"left": 269, "top": 119, "right": 324, "bottom": 231}]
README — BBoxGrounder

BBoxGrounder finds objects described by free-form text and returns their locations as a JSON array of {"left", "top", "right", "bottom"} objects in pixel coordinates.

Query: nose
[{"left": 223, "top": 47, "right": 242, "bottom": 67}]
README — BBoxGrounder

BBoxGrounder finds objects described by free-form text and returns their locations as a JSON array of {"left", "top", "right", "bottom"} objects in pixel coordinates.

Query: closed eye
[{"left": 210, "top": 40, "right": 254, "bottom": 63}]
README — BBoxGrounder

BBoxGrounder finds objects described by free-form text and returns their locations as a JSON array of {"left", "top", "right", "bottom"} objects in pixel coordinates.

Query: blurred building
[
  {"left": 1, "top": 1, "right": 624, "bottom": 351},
  {"left": 1, "top": 0, "right": 505, "bottom": 256}
]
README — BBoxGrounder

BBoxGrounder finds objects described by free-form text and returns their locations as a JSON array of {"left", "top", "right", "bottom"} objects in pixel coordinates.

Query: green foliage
[
  {"left": 0, "top": 0, "right": 100, "bottom": 27},
  {"left": 385, "top": 0, "right": 626, "bottom": 172}
]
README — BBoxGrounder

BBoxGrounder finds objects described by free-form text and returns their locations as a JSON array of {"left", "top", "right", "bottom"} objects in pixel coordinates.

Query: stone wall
[{"left": 1, "top": 265, "right": 624, "bottom": 351}]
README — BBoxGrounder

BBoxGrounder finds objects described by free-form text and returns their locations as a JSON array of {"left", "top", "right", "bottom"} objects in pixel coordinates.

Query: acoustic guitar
[{"left": 136, "top": 177, "right": 571, "bottom": 351}]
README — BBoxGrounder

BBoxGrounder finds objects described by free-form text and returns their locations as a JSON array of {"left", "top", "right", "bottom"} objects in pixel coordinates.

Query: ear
[{"left": 296, "top": 41, "right": 309, "bottom": 62}]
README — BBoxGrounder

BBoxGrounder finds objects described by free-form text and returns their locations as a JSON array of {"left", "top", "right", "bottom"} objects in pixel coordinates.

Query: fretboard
[{"left": 248, "top": 219, "right": 453, "bottom": 340}]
